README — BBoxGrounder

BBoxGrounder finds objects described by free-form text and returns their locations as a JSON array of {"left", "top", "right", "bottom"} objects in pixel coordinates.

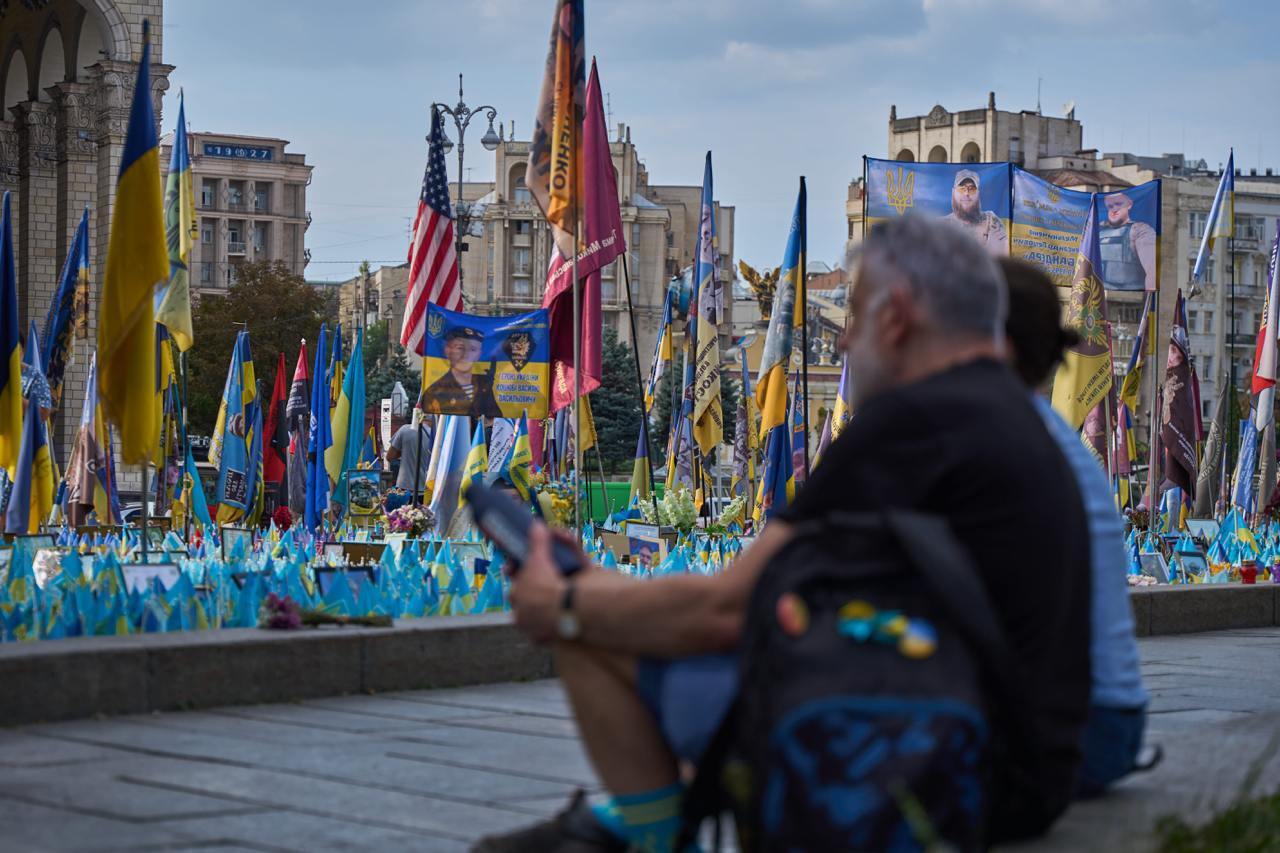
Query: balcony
[
  {"left": 227, "top": 241, "right": 247, "bottom": 255},
  {"left": 227, "top": 200, "right": 247, "bottom": 213},
  {"left": 252, "top": 202, "right": 271, "bottom": 215},
  {"left": 1226, "top": 333, "right": 1255, "bottom": 349},
  {"left": 198, "top": 198, "right": 219, "bottom": 211}
]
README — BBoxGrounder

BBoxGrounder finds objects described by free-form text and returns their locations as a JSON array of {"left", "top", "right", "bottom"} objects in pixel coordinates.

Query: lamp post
[{"left": 432, "top": 73, "right": 502, "bottom": 296}]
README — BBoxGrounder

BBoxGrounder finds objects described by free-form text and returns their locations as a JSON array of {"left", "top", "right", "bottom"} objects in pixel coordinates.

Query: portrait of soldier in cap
[
  {"left": 420, "top": 325, "right": 502, "bottom": 418},
  {"left": 941, "top": 168, "right": 1009, "bottom": 255},
  {"left": 1099, "top": 192, "right": 1156, "bottom": 291}
]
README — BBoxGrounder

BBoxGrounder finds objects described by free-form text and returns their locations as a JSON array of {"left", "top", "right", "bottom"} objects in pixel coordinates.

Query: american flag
[{"left": 401, "top": 107, "right": 459, "bottom": 355}]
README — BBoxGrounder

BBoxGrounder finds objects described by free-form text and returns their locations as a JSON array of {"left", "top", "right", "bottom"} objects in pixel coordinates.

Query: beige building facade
[
  {"left": 376, "top": 123, "right": 736, "bottom": 380},
  {"left": 160, "top": 130, "right": 312, "bottom": 291},
  {"left": 1, "top": 0, "right": 169, "bottom": 463},
  {"left": 848, "top": 94, "right": 1280, "bottom": 448}
]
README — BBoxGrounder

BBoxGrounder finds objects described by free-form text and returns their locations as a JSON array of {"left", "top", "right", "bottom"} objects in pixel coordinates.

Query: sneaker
[{"left": 471, "top": 790, "right": 628, "bottom": 852}]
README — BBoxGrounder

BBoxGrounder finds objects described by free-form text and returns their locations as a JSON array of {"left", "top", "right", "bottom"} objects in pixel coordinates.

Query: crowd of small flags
[{"left": 0, "top": 519, "right": 750, "bottom": 642}]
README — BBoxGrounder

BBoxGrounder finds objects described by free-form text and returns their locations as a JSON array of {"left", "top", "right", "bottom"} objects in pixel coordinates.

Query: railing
[
  {"left": 226, "top": 200, "right": 247, "bottom": 212},
  {"left": 227, "top": 241, "right": 247, "bottom": 255},
  {"left": 198, "top": 198, "right": 219, "bottom": 211}
]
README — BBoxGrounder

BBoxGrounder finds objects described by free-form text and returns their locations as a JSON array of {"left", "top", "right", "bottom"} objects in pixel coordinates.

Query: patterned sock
[{"left": 591, "top": 782, "right": 690, "bottom": 853}]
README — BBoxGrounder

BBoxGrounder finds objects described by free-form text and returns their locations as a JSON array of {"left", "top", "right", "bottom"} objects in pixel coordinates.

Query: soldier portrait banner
[
  {"left": 421, "top": 305, "right": 550, "bottom": 420},
  {"left": 865, "top": 158, "right": 1011, "bottom": 256},
  {"left": 1011, "top": 168, "right": 1161, "bottom": 291}
]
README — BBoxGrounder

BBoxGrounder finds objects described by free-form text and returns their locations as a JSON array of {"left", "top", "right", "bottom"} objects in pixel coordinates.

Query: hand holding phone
[{"left": 466, "top": 482, "right": 583, "bottom": 576}]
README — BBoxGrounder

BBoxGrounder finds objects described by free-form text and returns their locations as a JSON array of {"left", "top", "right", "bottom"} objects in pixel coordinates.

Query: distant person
[
  {"left": 1099, "top": 192, "right": 1156, "bottom": 291},
  {"left": 421, "top": 326, "right": 501, "bottom": 418},
  {"left": 474, "top": 215, "right": 1091, "bottom": 852},
  {"left": 1000, "top": 256, "right": 1153, "bottom": 798},
  {"left": 386, "top": 414, "right": 435, "bottom": 493},
  {"left": 942, "top": 168, "right": 1008, "bottom": 255}
]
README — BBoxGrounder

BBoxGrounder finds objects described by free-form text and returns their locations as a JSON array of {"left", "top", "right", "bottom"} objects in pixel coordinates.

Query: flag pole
[
  {"left": 798, "top": 176, "right": 811, "bottom": 478},
  {"left": 620, "top": 253, "right": 659, "bottom": 521},
  {"left": 572, "top": 225, "right": 582, "bottom": 532}
]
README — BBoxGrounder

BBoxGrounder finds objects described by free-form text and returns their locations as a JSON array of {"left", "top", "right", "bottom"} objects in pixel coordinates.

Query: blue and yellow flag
[
  {"left": 756, "top": 179, "right": 805, "bottom": 441},
  {"left": 97, "top": 20, "right": 168, "bottom": 465},
  {"left": 333, "top": 327, "right": 366, "bottom": 511},
  {"left": 42, "top": 206, "right": 90, "bottom": 409},
  {"left": 630, "top": 420, "right": 652, "bottom": 503},
  {"left": 1193, "top": 149, "right": 1234, "bottom": 282},
  {"left": 644, "top": 296, "right": 673, "bottom": 414},
  {"left": 1051, "top": 193, "right": 1113, "bottom": 429},
  {"left": 156, "top": 90, "right": 196, "bottom": 351},
  {"left": 831, "top": 354, "right": 852, "bottom": 441},
  {"left": 0, "top": 192, "right": 22, "bottom": 478},
  {"left": 757, "top": 422, "right": 793, "bottom": 523},
  {"left": 305, "top": 324, "right": 332, "bottom": 531},
  {"left": 214, "top": 331, "right": 259, "bottom": 524},
  {"left": 789, "top": 370, "right": 807, "bottom": 486},
  {"left": 183, "top": 442, "right": 212, "bottom": 530},
  {"left": 4, "top": 324, "right": 53, "bottom": 534},
  {"left": 507, "top": 413, "right": 533, "bottom": 501},
  {"left": 463, "top": 420, "right": 489, "bottom": 498},
  {"left": 691, "top": 152, "right": 723, "bottom": 455},
  {"left": 1118, "top": 291, "right": 1154, "bottom": 413}
]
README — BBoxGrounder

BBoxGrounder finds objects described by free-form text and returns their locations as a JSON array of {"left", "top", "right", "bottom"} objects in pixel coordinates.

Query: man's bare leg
[{"left": 553, "top": 641, "right": 679, "bottom": 794}]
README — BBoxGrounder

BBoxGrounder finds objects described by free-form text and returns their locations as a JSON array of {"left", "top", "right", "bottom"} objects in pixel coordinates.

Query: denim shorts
[{"left": 636, "top": 653, "right": 740, "bottom": 764}]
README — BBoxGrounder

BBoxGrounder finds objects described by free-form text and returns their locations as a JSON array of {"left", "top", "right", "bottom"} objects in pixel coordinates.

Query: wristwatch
[{"left": 556, "top": 581, "right": 582, "bottom": 641}]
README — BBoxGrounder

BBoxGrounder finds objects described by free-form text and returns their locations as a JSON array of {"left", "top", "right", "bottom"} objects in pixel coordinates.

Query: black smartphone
[{"left": 466, "top": 482, "right": 582, "bottom": 575}]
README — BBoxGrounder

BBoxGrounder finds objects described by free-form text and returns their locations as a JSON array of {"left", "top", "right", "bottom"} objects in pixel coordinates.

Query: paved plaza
[{"left": 0, "top": 628, "right": 1277, "bottom": 852}]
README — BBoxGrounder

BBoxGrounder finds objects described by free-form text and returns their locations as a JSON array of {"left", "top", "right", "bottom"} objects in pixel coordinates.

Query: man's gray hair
[{"left": 851, "top": 214, "right": 1008, "bottom": 342}]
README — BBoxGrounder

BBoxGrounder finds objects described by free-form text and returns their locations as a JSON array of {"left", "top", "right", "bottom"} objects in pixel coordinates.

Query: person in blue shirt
[{"left": 999, "top": 257, "right": 1153, "bottom": 797}]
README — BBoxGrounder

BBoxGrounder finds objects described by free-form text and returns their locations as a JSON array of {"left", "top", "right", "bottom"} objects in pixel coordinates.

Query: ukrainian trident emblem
[{"left": 886, "top": 166, "right": 915, "bottom": 215}]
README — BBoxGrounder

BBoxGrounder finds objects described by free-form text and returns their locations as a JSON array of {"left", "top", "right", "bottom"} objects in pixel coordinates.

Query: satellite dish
[{"left": 1062, "top": 100, "right": 1077, "bottom": 119}]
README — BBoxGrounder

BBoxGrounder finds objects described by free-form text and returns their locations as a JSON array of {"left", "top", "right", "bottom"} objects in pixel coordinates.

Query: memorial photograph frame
[
  {"left": 346, "top": 469, "right": 381, "bottom": 517},
  {"left": 1139, "top": 552, "right": 1170, "bottom": 584},
  {"left": 220, "top": 526, "right": 254, "bottom": 561},
  {"left": 122, "top": 563, "right": 182, "bottom": 595}
]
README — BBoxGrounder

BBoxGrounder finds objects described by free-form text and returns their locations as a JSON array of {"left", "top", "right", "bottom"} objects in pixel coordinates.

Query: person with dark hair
[
  {"left": 422, "top": 326, "right": 501, "bottom": 418},
  {"left": 999, "top": 256, "right": 1153, "bottom": 798},
  {"left": 473, "top": 217, "right": 1091, "bottom": 852}
]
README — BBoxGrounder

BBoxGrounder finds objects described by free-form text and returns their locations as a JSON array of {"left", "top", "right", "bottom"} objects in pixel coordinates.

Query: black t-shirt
[{"left": 779, "top": 359, "right": 1090, "bottom": 815}]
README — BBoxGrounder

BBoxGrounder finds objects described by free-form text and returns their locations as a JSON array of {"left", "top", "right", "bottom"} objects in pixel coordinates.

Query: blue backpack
[{"left": 679, "top": 510, "right": 1040, "bottom": 852}]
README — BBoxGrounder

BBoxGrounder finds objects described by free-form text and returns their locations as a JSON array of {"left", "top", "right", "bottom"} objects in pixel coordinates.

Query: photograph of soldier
[
  {"left": 1099, "top": 192, "right": 1156, "bottom": 291},
  {"left": 941, "top": 169, "right": 1009, "bottom": 255},
  {"left": 420, "top": 325, "right": 503, "bottom": 418}
]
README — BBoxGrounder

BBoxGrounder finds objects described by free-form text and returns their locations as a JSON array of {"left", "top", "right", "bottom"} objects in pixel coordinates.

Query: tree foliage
[
  {"left": 187, "top": 261, "right": 335, "bottom": 436},
  {"left": 589, "top": 326, "right": 645, "bottom": 475},
  {"left": 364, "top": 319, "right": 420, "bottom": 403}
]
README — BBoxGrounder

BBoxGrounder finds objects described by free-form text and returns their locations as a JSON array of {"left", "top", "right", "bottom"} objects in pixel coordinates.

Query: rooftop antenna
[
  {"left": 1036, "top": 77, "right": 1042, "bottom": 114},
  {"left": 606, "top": 93, "right": 613, "bottom": 134}
]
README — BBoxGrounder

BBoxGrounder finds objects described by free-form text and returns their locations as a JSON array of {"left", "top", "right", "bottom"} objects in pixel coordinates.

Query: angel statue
[{"left": 738, "top": 261, "right": 780, "bottom": 321}]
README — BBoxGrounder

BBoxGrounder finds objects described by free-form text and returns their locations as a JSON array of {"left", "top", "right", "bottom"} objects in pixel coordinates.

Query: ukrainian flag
[
  {"left": 630, "top": 420, "right": 652, "bottom": 502},
  {"left": 463, "top": 420, "right": 488, "bottom": 499},
  {"left": 758, "top": 422, "right": 793, "bottom": 522},
  {"left": 156, "top": 89, "right": 196, "bottom": 352},
  {"left": 1118, "top": 292, "right": 1154, "bottom": 412},
  {"left": 507, "top": 413, "right": 533, "bottom": 501},
  {"left": 0, "top": 191, "right": 21, "bottom": 478},
  {"left": 214, "top": 331, "right": 258, "bottom": 524},
  {"left": 4, "top": 325, "right": 53, "bottom": 534},
  {"left": 644, "top": 297, "right": 673, "bottom": 413},
  {"left": 41, "top": 207, "right": 89, "bottom": 408},
  {"left": 1193, "top": 149, "right": 1234, "bottom": 282},
  {"left": 756, "top": 180, "right": 805, "bottom": 441},
  {"left": 333, "top": 327, "right": 366, "bottom": 510},
  {"left": 97, "top": 21, "right": 168, "bottom": 464},
  {"left": 831, "top": 354, "right": 852, "bottom": 441},
  {"left": 325, "top": 324, "right": 347, "bottom": 484}
]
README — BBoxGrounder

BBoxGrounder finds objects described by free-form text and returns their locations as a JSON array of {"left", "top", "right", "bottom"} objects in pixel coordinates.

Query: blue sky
[{"left": 165, "top": 0, "right": 1280, "bottom": 281}]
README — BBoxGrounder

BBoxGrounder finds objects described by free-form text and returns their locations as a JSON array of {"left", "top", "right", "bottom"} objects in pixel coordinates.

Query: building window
[
  {"left": 228, "top": 184, "right": 244, "bottom": 209},
  {"left": 201, "top": 180, "right": 217, "bottom": 208},
  {"left": 601, "top": 276, "right": 617, "bottom": 302},
  {"left": 511, "top": 246, "right": 532, "bottom": 276},
  {"left": 200, "top": 262, "right": 212, "bottom": 283},
  {"left": 254, "top": 187, "right": 270, "bottom": 213},
  {"left": 1189, "top": 211, "right": 1207, "bottom": 239},
  {"left": 201, "top": 222, "right": 214, "bottom": 244},
  {"left": 253, "top": 223, "right": 268, "bottom": 253},
  {"left": 513, "top": 177, "right": 531, "bottom": 203},
  {"left": 1235, "top": 216, "right": 1264, "bottom": 241},
  {"left": 631, "top": 222, "right": 641, "bottom": 251},
  {"left": 512, "top": 276, "right": 531, "bottom": 297},
  {"left": 1188, "top": 310, "right": 1199, "bottom": 332},
  {"left": 513, "top": 220, "right": 532, "bottom": 236},
  {"left": 1203, "top": 311, "right": 1214, "bottom": 333},
  {"left": 1202, "top": 355, "right": 1213, "bottom": 377}
]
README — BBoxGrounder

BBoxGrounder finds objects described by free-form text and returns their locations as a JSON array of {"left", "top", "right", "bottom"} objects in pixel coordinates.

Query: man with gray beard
[{"left": 942, "top": 168, "right": 1009, "bottom": 255}]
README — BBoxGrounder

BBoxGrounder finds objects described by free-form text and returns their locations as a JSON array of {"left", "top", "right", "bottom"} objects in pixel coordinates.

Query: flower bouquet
[
  {"left": 534, "top": 478, "right": 578, "bottom": 528},
  {"left": 386, "top": 503, "right": 436, "bottom": 537},
  {"left": 640, "top": 486, "right": 698, "bottom": 533},
  {"left": 258, "top": 593, "right": 394, "bottom": 630}
]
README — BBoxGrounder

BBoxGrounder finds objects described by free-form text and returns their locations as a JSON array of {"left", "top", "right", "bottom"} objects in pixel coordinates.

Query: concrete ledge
[
  {"left": 1138, "top": 583, "right": 1278, "bottom": 636},
  {"left": 0, "top": 587, "right": 1276, "bottom": 726},
  {"left": 0, "top": 614, "right": 551, "bottom": 727}
]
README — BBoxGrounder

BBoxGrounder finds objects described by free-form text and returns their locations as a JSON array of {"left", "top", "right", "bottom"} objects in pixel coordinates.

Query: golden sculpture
[{"left": 738, "top": 261, "right": 780, "bottom": 321}]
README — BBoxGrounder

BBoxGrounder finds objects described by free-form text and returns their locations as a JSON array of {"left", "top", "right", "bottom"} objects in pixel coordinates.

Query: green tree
[
  {"left": 187, "top": 260, "right": 334, "bottom": 436},
  {"left": 364, "top": 319, "right": 420, "bottom": 403},
  {"left": 590, "top": 326, "right": 645, "bottom": 475}
]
